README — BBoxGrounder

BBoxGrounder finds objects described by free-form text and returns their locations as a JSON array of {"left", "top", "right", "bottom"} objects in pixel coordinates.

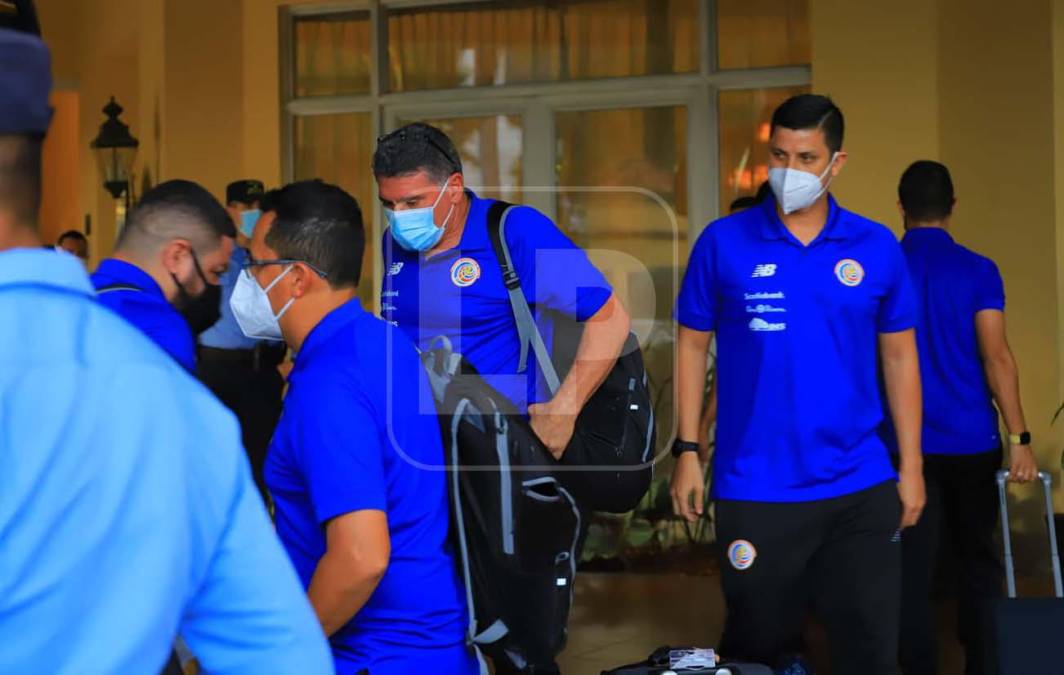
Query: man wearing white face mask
[
  {"left": 671, "top": 94, "right": 925, "bottom": 674},
  {"left": 231, "top": 180, "right": 477, "bottom": 675},
  {"left": 197, "top": 178, "right": 286, "bottom": 500}
]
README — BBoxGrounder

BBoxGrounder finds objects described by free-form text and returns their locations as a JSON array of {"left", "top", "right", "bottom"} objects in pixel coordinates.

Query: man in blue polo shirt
[
  {"left": 92, "top": 179, "right": 235, "bottom": 372},
  {"left": 895, "top": 161, "right": 1036, "bottom": 675},
  {"left": 232, "top": 180, "right": 477, "bottom": 675},
  {"left": 374, "top": 122, "right": 630, "bottom": 462},
  {"left": 671, "top": 95, "right": 925, "bottom": 674}
]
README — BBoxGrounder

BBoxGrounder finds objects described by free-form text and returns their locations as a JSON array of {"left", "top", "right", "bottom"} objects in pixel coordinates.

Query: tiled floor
[
  {"left": 559, "top": 572, "right": 970, "bottom": 674},
  {"left": 559, "top": 573, "right": 726, "bottom": 673}
]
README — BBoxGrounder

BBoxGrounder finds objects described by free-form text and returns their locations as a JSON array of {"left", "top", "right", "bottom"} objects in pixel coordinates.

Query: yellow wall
[
  {"left": 163, "top": 0, "right": 246, "bottom": 197},
  {"left": 939, "top": 0, "right": 1061, "bottom": 510},
  {"left": 1055, "top": 0, "right": 1064, "bottom": 432},
  {"left": 243, "top": 0, "right": 325, "bottom": 190},
  {"left": 39, "top": 91, "right": 81, "bottom": 246},
  {"left": 811, "top": 0, "right": 941, "bottom": 230},
  {"left": 814, "top": 0, "right": 1064, "bottom": 537}
]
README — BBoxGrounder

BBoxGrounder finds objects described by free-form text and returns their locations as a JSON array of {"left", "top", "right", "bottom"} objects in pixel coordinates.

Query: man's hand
[
  {"left": 529, "top": 396, "right": 578, "bottom": 460},
  {"left": 1008, "top": 444, "right": 1038, "bottom": 483},
  {"left": 670, "top": 452, "right": 704, "bottom": 523},
  {"left": 898, "top": 464, "right": 926, "bottom": 529}
]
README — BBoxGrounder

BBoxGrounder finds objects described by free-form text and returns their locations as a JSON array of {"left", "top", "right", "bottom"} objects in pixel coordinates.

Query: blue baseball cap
[{"left": 0, "top": 28, "right": 52, "bottom": 135}]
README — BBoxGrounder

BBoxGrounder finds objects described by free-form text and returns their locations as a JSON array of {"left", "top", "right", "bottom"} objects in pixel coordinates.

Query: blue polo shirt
[
  {"left": 92, "top": 258, "right": 196, "bottom": 371},
  {"left": 900, "top": 227, "right": 1003, "bottom": 455},
  {"left": 676, "top": 196, "right": 918, "bottom": 502},
  {"left": 382, "top": 192, "right": 612, "bottom": 410},
  {"left": 199, "top": 246, "right": 260, "bottom": 350},
  {"left": 265, "top": 298, "right": 476, "bottom": 675}
]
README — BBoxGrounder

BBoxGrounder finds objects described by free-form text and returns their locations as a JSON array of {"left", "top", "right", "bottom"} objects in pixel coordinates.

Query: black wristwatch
[
  {"left": 671, "top": 439, "right": 700, "bottom": 458},
  {"left": 1008, "top": 431, "right": 1032, "bottom": 446}
]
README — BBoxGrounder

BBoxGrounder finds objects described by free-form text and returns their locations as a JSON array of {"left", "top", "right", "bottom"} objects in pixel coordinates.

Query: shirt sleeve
[
  {"left": 292, "top": 375, "right": 387, "bottom": 524},
  {"left": 502, "top": 205, "right": 613, "bottom": 322},
  {"left": 674, "top": 224, "right": 719, "bottom": 331},
  {"left": 180, "top": 410, "right": 333, "bottom": 674},
  {"left": 878, "top": 236, "right": 919, "bottom": 333},
  {"left": 974, "top": 257, "right": 1006, "bottom": 312}
]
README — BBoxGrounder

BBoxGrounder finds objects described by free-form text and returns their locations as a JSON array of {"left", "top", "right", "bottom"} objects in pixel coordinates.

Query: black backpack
[
  {"left": 486, "top": 201, "right": 656, "bottom": 514},
  {"left": 421, "top": 338, "right": 582, "bottom": 672}
]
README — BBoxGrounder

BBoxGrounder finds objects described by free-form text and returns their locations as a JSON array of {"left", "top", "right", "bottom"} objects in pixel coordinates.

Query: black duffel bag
[{"left": 486, "top": 201, "right": 656, "bottom": 513}]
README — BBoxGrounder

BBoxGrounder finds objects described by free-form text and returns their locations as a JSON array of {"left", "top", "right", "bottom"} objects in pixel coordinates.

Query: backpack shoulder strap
[{"left": 485, "top": 201, "right": 561, "bottom": 396}]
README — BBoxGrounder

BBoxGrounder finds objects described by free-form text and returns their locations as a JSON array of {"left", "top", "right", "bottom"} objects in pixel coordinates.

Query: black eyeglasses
[
  {"left": 377, "top": 128, "right": 461, "bottom": 173},
  {"left": 243, "top": 257, "right": 329, "bottom": 280}
]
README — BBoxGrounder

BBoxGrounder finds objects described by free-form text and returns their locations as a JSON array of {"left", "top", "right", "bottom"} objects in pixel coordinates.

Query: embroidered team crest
[
  {"left": 727, "top": 539, "right": 757, "bottom": 571},
  {"left": 834, "top": 259, "right": 864, "bottom": 287},
  {"left": 450, "top": 257, "right": 481, "bottom": 287}
]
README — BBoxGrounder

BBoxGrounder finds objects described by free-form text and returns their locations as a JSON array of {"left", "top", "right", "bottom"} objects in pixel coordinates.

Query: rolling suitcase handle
[{"left": 996, "top": 469, "right": 1064, "bottom": 598}]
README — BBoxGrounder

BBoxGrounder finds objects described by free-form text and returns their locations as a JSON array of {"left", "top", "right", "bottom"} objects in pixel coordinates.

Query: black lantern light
[{"left": 90, "top": 96, "right": 139, "bottom": 201}]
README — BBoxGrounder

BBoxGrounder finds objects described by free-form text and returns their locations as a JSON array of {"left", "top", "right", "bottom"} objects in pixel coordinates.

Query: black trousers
[
  {"left": 715, "top": 480, "right": 902, "bottom": 674},
  {"left": 899, "top": 449, "right": 1004, "bottom": 675},
  {"left": 197, "top": 347, "right": 285, "bottom": 500}
]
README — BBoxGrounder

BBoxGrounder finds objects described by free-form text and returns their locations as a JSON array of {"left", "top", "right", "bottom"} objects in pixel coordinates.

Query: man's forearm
[
  {"left": 554, "top": 296, "right": 630, "bottom": 410},
  {"left": 677, "top": 327, "right": 712, "bottom": 442},
  {"left": 307, "top": 551, "right": 385, "bottom": 637},
  {"left": 985, "top": 352, "right": 1028, "bottom": 434},
  {"left": 883, "top": 343, "right": 922, "bottom": 470}
]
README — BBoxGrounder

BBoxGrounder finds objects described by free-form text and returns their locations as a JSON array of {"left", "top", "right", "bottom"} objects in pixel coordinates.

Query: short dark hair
[
  {"left": 771, "top": 94, "right": 845, "bottom": 154},
  {"left": 899, "top": 160, "right": 954, "bottom": 222},
  {"left": 118, "top": 179, "right": 235, "bottom": 254},
  {"left": 754, "top": 180, "right": 773, "bottom": 204},
  {"left": 57, "top": 230, "right": 86, "bottom": 245},
  {"left": 261, "top": 180, "right": 364, "bottom": 289},
  {"left": 373, "top": 122, "right": 463, "bottom": 183},
  {"left": 729, "top": 196, "right": 758, "bottom": 213},
  {"left": 0, "top": 133, "right": 41, "bottom": 227}
]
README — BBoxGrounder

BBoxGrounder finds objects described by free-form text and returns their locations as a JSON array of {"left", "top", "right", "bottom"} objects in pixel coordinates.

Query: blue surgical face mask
[
  {"left": 239, "top": 208, "right": 262, "bottom": 238},
  {"left": 385, "top": 182, "right": 455, "bottom": 252}
]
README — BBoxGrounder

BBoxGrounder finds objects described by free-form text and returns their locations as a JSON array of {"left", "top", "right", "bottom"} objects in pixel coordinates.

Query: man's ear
[
  {"left": 160, "top": 239, "right": 190, "bottom": 274},
  {"left": 289, "top": 262, "right": 316, "bottom": 299},
  {"left": 830, "top": 151, "right": 848, "bottom": 178},
  {"left": 447, "top": 172, "right": 465, "bottom": 203}
]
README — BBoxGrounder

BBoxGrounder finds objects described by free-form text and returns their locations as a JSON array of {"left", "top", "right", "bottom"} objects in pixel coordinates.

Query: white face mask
[
  {"left": 229, "top": 265, "right": 295, "bottom": 341},
  {"left": 768, "top": 152, "right": 839, "bottom": 215}
]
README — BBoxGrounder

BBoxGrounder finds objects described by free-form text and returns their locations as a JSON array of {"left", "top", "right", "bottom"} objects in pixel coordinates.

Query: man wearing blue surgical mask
[
  {"left": 374, "top": 123, "right": 630, "bottom": 464},
  {"left": 672, "top": 94, "right": 925, "bottom": 674},
  {"left": 197, "top": 178, "right": 286, "bottom": 500}
]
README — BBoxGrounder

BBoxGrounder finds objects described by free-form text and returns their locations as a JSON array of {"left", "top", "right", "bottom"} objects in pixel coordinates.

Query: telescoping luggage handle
[{"left": 996, "top": 470, "right": 1064, "bottom": 598}]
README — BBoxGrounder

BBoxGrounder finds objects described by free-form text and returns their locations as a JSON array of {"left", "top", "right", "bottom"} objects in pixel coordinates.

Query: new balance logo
[
  {"left": 751, "top": 264, "right": 777, "bottom": 278},
  {"left": 388, "top": 262, "right": 404, "bottom": 276}
]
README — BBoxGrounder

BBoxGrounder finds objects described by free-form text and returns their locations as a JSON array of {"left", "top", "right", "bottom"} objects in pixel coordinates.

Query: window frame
[{"left": 279, "top": 0, "right": 811, "bottom": 306}]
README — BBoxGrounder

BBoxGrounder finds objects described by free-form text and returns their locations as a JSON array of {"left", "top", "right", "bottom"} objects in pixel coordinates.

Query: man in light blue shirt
[{"left": 0, "top": 28, "right": 332, "bottom": 674}]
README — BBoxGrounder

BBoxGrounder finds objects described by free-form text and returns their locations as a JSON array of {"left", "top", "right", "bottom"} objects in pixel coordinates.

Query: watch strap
[{"left": 671, "top": 439, "right": 700, "bottom": 457}]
